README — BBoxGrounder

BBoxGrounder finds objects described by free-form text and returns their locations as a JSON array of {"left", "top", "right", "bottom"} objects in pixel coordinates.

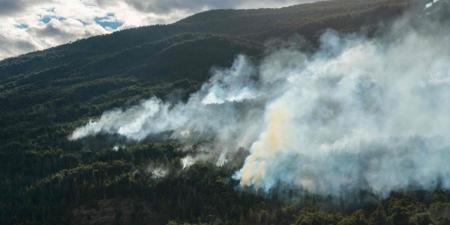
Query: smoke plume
[{"left": 70, "top": 11, "right": 450, "bottom": 197}]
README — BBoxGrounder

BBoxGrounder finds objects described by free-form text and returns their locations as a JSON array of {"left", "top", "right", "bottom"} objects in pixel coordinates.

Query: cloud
[
  {"left": 0, "top": 0, "right": 320, "bottom": 60},
  {"left": 0, "top": 0, "right": 26, "bottom": 15},
  {"left": 0, "top": 0, "right": 175, "bottom": 60},
  {"left": 0, "top": 0, "right": 50, "bottom": 16},
  {"left": 122, "top": 0, "right": 316, "bottom": 13},
  {"left": 0, "top": 34, "right": 39, "bottom": 59},
  {"left": 70, "top": 13, "right": 450, "bottom": 198}
]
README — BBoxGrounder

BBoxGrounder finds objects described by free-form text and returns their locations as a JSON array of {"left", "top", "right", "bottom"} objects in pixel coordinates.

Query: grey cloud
[
  {"left": 123, "top": 0, "right": 317, "bottom": 13},
  {"left": 0, "top": 22, "right": 75, "bottom": 59},
  {"left": 0, "top": 0, "right": 24, "bottom": 15},
  {"left": 0, "top": 0, "right": 50, "bottom": 15},
  {"left": 32, "top": 24, "right": 71, "bottom": 38},
  {"left": 0, "top": 34, "right": 39, "bottom": 59}
]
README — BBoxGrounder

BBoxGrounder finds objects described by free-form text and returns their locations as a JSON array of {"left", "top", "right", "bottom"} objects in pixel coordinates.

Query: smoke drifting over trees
[{"left": 71, "top": 10, "right": 450, "bottom": 197}]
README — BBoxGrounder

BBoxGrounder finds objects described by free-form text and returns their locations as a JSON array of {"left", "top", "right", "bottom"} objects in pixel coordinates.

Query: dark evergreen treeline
[{"left": 4, "top": 141, "right": 450, "bottom": 225}]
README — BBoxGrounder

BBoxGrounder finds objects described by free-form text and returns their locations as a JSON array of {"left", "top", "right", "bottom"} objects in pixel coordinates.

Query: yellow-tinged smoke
[{"left": 239, "top": 103, "right": 292, "bottom": 187}]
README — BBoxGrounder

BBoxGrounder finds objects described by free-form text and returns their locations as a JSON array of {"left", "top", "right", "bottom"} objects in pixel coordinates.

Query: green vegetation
[{"left": 1, "top": 0, "right": 448, "bottom": 224}]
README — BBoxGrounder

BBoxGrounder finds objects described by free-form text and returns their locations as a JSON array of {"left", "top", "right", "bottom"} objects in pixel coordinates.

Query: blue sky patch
[
  {"left": 15, "top": 23, "right": 29, "bottom": 29},
  {"left": 95, "top": 13, "right": 123, "bottom": 30},
  {"left": 40, "top": 15, "right": 65, "bottom": 24}
]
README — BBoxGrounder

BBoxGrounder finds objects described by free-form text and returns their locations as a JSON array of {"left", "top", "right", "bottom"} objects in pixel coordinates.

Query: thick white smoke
[
  {"left": 70, "top": 15, "right": 450, "bottom": 197},
  {"left": 236, "top": 26, "right": 450, "bottom": 195},
  {"left": 70, "top": 55, "right": 266, "bottom": 163}
]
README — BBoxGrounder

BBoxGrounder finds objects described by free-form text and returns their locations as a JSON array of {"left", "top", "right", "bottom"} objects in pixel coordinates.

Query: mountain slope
[
  {"left": 0, "top": 34, "right": 260, "bottom": 150},
  {"left": 0, "top": 0, "right": 410, "bottom": 151}
]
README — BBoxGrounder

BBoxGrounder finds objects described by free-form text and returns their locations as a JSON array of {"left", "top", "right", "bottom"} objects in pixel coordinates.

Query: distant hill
[
  {"left": 175, "top": 0, "right": 409, "bottom": 40},
  {"left": 0, "top": 0, "right": 408, "bottom": 78}
]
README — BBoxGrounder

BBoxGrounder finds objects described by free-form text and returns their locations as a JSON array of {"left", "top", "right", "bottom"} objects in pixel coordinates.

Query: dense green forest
[{"left": 2, "top": 0, "right": 450, "bottom": 224}]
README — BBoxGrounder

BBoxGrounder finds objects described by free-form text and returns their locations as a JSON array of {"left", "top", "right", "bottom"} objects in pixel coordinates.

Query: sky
[{"left": 0, "top": 0, "right": 318, "bottom": 60}]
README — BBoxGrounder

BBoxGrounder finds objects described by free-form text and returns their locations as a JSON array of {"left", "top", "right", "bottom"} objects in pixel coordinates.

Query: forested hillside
[{"left": 2, "top": 0, "right": 450, "bottom": 225}]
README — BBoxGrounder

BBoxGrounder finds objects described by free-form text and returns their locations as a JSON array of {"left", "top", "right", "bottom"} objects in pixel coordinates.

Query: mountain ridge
[{"left": 0, "top": 0, "right": 409, "bottom": 64}]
